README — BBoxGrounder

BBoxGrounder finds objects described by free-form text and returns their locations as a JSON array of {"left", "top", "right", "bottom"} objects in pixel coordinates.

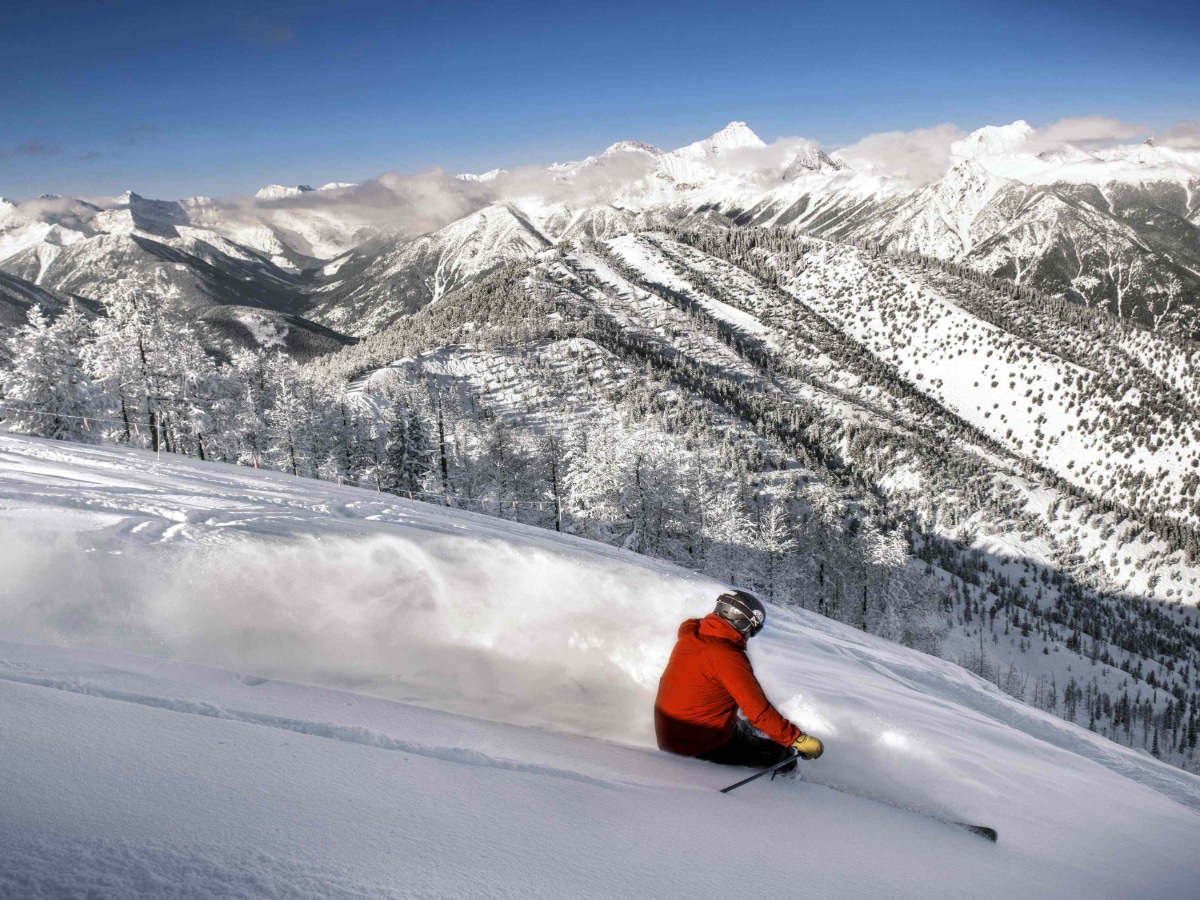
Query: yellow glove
[{"left": 792, "top": 733, "right": 824, "bottom": 760}]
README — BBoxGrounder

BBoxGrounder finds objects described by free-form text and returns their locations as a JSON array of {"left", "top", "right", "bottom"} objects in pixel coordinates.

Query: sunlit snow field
[{"left": 1, "top": 432, "right": 1198, "bottom": 899}]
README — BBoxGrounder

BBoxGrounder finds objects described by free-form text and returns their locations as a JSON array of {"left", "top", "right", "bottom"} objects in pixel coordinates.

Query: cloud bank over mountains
[
  {"left": 1158, "top": 121, "right": 1200, "bottom": 150},
  {"left": 3, "top": 116, "right": 1190, "bottom": 229},
  {"left": 185, "top": 115, "right": 1192, "bottom": 239},
  {"left": 833, "top": 124, "right": 965, "bottom": 186}
]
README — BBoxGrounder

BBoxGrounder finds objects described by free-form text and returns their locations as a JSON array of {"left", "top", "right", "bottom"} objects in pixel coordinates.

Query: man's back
[{"left": 654, "top": 613, "right": 801, "bottom": 756}]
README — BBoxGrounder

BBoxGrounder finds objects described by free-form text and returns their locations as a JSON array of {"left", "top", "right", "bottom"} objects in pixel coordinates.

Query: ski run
[{"left": 1, "top": 432, "right": 1198, "bottom": 899}]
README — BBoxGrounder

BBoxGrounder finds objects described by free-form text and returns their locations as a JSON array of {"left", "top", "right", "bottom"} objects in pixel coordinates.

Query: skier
[{"left": 655, "top": 590, "right": 824, "bottom": 771}]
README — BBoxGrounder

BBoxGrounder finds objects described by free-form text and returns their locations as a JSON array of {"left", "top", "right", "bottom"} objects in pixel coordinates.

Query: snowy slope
[
  {"left": 1, "top": 432, "right": 1198, "bottom": 898},
  {"left": 305, "top": 205, "right": 551, "bottom": 336},
  {"left": 770, "top": 241, "right": 1200, "bottom": 514}
]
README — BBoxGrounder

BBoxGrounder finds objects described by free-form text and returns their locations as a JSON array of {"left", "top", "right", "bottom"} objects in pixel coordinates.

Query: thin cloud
[
  {"left": 75, "top": 151, "right": 102, "bottom": 161},
  {"left": 709, "top": 136, "right": 830, "bottom": 182},
  {"left": 834, "top": 116, "right": 1152, "bottom": 185},
  {"left": 237, "top": 133, "right": 845, "bottom": 238},
  {"left": 0, "top": 140, "right": 56, "bottom": 160},
  {"left": 236, "top": 167, "right": 495, "bottom": 237},
  {"left": 1155, "top": 121, "right": 1200, "bottom": 150},
  {"left": 234, "top": 15, "right": 294, "bottom": 47},
  {"left": 498, "top": 150, "right": 661, "bottom": 205},
  {"left": 834, "top": 124, "right": 965, "bottom": 186},
  {"left": 1034, "top": 115, "right": 1146, "bottom": 148}
]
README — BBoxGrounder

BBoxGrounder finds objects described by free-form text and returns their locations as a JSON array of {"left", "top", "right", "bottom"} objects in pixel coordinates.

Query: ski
[
  {"left": 954, "top": 823, "right": 999, "bottom": 842},
  {"left": 720, "top": 759, "right": 998, "bottom": 842},
  {"left": 799, "top": 775, "right": 998, "bottom": 843}
]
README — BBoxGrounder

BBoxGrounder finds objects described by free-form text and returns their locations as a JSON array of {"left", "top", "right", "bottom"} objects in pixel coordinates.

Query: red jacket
[{"left": 654, "top": 613, "right": 802, "bottom": 756}]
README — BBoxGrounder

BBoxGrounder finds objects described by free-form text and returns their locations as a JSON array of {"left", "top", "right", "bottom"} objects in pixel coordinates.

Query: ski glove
[{"left": 792, "top": 734, "right": 824, "bottom": 760}]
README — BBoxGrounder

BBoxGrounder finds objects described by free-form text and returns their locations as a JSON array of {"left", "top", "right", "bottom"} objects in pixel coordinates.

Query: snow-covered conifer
[
  {"left": 756, "top": 500, "right": 797, "bottom": 600},
  {"left": 264, "top": 352, "right": 315, "bottom": 476},
  {"left": 380, "top": 394, "right": 434, "bottom": 496},
  {"left": 1, "top": 302, "right": 101, "bottom": 442}
]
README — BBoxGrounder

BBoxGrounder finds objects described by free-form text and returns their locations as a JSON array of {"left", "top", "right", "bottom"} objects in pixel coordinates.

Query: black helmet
[{"left": 714, "top": 590, "right": 766, "bottom": 638}]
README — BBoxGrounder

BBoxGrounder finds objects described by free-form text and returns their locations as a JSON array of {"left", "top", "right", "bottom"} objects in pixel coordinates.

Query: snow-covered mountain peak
[
  {"left": 940, "top": 157, "right": 1008, "bottom": 189},
  {"left": 318, "top": 182, "right": 358, "bottom": 191},
  {"left": 952, "top": 121, "right": 1035, "bottom": 160},
  {"left": 781, "top": 141, "right": 844, "bottom": 179},
  {"left": 254, "top": 184, "right": 316, "bottom": 200},
  {"left": 456, "top": 169, "right": 507, "bottom": 183},
  {"left": 1006, "top": 139, "right": 1200, "bottom": 187},
  {"left": 40, "top": 222, "right": 87, "bottom": 247},
  {"left": 710, "top": 120, "right": 766, "bottom": 149},
  {"left": 654, "top": 122, "right": 769, "bottom": 188},
  {"left": 676, "top": 121, "right": 767, "bottom": 159},
  {"left": 602, "top": 140, "right": 663, "bottom": 158},
  {"left": 1032, "top": 144, "right": 1093, "bottom": 167},
  {"left": 120, "top": 190, "right": 179, "bottom": 209},
  {"left": 551, "top": 140, "right": 665, "bottom": 185},
  {"left": 109, "top": 190, "right": 178, "bottom": 211},
  {"left": 949, "top": 121, "right": 1076, "bottom": 181}
]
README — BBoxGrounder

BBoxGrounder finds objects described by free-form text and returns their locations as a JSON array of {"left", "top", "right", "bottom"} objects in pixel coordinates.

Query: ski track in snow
[{"left": 0, "top": 669, "right": 613, "bottom": 788}]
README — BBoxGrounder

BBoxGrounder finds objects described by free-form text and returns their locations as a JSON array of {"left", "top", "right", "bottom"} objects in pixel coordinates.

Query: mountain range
[{"left": 1, "top": 120, "right": 1197, "bottom": 360}]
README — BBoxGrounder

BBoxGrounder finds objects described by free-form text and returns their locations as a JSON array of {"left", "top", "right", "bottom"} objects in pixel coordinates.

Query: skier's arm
[{"left": 715, "top": 649, "right": 803, "bottom": 747}]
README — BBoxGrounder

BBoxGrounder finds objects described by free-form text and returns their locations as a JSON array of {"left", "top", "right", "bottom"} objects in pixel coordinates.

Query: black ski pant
[{"left": 696, "top": 721, "right": 797, "bottom": 772}]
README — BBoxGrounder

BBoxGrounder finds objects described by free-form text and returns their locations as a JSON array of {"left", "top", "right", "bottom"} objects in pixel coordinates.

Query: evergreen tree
[
  {"left": 89, "top": 288, "right": 173, "bottom": 450},
  {"left": 1, "top": 303, "right": 101, "bottom": 442},
  {"left": 756, "top": 500, "right": 797, "bottom": 600},
  {"left": 264, "top": 352, "right": 314, "bottom": 477},
  {"left": 381, "top": 396, "right": 434, "bottom": 496}
]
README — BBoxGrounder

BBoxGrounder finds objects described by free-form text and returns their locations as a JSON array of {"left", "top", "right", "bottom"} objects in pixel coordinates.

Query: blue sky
[{"left": 2, "top": 0, "right": 1198, "bottom": 199}]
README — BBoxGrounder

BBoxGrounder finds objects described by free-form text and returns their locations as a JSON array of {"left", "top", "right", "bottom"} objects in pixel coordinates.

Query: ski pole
[{"left": 720, "top": 752, "right": 800, "bottom": 794}]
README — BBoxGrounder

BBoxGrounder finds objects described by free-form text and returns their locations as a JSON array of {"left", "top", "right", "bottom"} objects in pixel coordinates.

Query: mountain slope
[
  {"left": 0, "top": 269, "right": 71, "bottom": 328},
  {"left": 304, "top": 204, "right": 551, "bottom": 337},
  {"left": 0, "top": 193, "right": 354, "bottom": 359},
  {"left": 1, "top": 432, "right": 1198, "bottom": 898}
]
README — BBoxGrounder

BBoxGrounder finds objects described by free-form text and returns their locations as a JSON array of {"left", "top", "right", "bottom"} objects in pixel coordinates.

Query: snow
[
  {"left": 234, "top": 311, "right": 289, "bottom": 348},
  {"left": 870, "top": 160, "right": 1010, "bottom": 256},
  {"left": 1, "top": 432, "right": 1199, "bottom": 898},
  {"left": 605, "top": 233, "right": 772, "bottom": 338},
  {"left": 602, "top": 140, "right": 663, "bottom": 158},
  {"left": 255, "top": 184, "right": 317, "bottom": 200},
  {"left": 455, "top": 169, "right": 507, "bottom": 183},
  {"left": 948, "top": 120, "right": 1200, "bottom": 186},
  {"left": 658, "top": 122, "right": 768, "bottom": 187},
  {"left": 767, "top": 240, "right": 1200, "bottom": 534},
  {"left": 4, "top": 118, "right": 1196, "bottom": 315},
  {"left": 0, "top": 220, "right": 54, "bottom": 264},
  {"left": 1028, "top": 155, "right": 1200, "bottom": 187},
  {"left": 676, "top": 121, "right": 767, "bottom": 157},
  {"left": 322, "top": 253, "right": 353, "bottom": 276}
]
